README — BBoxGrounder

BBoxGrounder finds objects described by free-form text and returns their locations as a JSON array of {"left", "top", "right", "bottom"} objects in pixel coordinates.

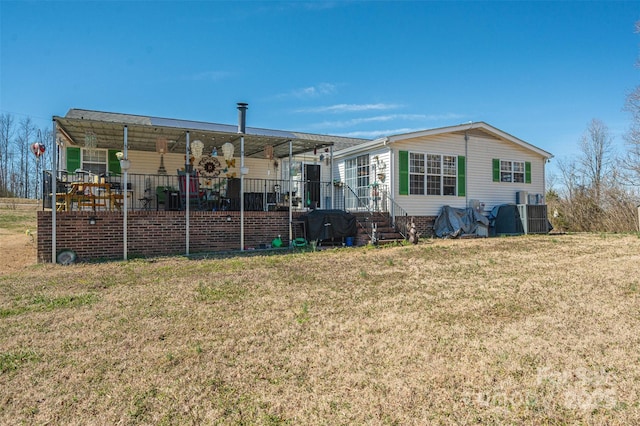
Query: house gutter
[{"left": 464, "top": 129, "right": 469, "bottom": 208}]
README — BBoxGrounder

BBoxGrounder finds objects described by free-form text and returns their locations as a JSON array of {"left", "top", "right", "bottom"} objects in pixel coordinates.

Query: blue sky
[{"left": 1, "top": 1, "right": 638, "bottom": 177}]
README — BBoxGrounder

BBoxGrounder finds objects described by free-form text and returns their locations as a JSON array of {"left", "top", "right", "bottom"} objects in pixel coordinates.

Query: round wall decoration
[{"left": 198, "top": 155, "right": 221, "bottom": 178}]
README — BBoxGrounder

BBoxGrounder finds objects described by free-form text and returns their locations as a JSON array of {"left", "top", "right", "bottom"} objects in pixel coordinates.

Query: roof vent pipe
[{"left": 237, "top": 102, "right": 248, "bottom": 134}]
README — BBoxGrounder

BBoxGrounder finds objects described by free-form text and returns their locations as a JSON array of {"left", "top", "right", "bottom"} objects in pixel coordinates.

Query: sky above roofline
[{"left": 1, "top": 1, "right": 638, "bottom": 179}]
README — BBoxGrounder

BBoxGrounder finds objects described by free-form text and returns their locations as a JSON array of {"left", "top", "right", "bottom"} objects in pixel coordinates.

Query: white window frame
[
  {"left": 409, "top": 152, "right": 457, "bottom": 196},
  {"left": 500, "top": 160, "right": 525, "bottom": 183},
  {"left": 81, "top": 148, "right": 108, "bottom": 175},
  {"left": 345, "top": 154, "right": 369, "bottom": 198}
]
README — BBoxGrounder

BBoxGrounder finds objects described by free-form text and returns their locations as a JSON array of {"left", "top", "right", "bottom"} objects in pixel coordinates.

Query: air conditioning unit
[
  {"left": 469, "top": 199, "right": 485, "bottom": 213},
  {"left": 517, "top": 204, "right": 549, "bottom": 234}
]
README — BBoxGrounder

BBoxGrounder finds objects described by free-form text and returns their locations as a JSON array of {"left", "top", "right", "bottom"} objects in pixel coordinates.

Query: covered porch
[{"left": 40, "top": 107, "right": 368, "bottom": 262}]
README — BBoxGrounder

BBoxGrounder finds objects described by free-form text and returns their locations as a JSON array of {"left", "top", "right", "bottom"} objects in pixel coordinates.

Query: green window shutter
[
  {"left": 525, "top": 161, "right": 531, "bottom": 184},
  {"left": 66, "top": 147, "right": 81, "bottom": 172},
  {"left": 457, "top": 155, "right": 466, "bottom": 197},
  {"left": 492, "top": 158, "right": 500, "bottom": 182},
  {"left": 399, "top": 150, "right": 409, "bottom": 195},
  {"left": 108, "top": 149, "right": 121, "bottom": 175}
]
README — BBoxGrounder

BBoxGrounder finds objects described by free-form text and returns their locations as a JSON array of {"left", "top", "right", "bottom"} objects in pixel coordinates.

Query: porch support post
[
  {"left": 51, "top": 118, "right": 57, "bottom": 264},
  {"left": 330, "top": 145, "right": 334, "bottom": 209},
  {"left": 238, "top": 103, "right": 248, "bottom": 252},
  {"left": 389, "top": 147, "right": 395, "bottom": 226},
  {"left": 288, "top": 140, "right": 293, "bottom": 246},
  {"left": 185, "top": 131, "right": 190, "bottom": 256},
  {"left": 123, "top": 125, "right": 128, "bottom": 260}
]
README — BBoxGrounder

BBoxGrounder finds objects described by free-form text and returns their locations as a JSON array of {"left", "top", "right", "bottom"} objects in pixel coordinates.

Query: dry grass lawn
[{"left": 1, "top": 204, "right": 640, "bottom": 424}]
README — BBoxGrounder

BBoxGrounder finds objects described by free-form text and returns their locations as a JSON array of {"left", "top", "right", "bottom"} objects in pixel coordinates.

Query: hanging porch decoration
[
  {"left": 191, "top": 140, "right": 204, "bottom": 160},
  {"left": 264, "top": 144, "right": 274, "bottom": 160},
  {"left": 198, "top": 155, "right": 221, "bottom": 178},
  {"left": 30, "top": 142, "right": 45, "bottom": 159},
  {"left": 84, "top": 131, "right": 97, "bottom": 149}
]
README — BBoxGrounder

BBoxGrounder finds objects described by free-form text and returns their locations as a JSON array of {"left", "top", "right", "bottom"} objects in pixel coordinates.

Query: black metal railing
[
  {"left": 378, "top": 186, "right": 409, "bottom": 239},
  {"left": 42, "top": 170, "right": 348, "bottom": 212}
]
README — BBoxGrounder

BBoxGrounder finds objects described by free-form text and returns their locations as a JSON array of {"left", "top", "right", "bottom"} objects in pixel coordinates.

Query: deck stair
[{"left": 352, "top": 211, "right": 406, "bottom": 246}]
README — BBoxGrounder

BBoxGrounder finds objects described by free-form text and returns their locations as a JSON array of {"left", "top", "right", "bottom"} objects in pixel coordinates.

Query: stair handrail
[
  {"left": 343, "top": 184, "right": 376, "bottom": 241},
  {"left": 378, "top": 186, "right": 409, "bottom": 239}
]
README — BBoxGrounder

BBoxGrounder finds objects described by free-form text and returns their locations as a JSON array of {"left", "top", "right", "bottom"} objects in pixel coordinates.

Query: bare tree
[
  {"left": 0, "top": 113, "right": 15, "bottom": 196},
  {"left": 624, "top": 85, "right": 640, "bottom": 184},
  {"left": 578, "top": 118, "right": 614, "bottom": 204},
  {"left": 549, "top": 121, "right": 638, "bottom": 232},
  {"left": 623, "top": 20, "right": 640, "bottom": 185},
  {"left": 17, "top": 117, "right": 37, "bottom": 198}
]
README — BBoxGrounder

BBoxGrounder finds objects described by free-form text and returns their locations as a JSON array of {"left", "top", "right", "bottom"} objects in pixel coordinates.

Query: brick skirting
[
  {"left": 37, "top": 211, "right": 439, "bottom": 262},
  {"left": 37, "top": 210, "right": 303, "bottom": 263}
]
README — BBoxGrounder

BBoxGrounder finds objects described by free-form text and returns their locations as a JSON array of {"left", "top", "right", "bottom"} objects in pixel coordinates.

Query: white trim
[
  {"left": 386, "top": 122, "right": 553, "bottom": 160},
  {"left": 333, "top": 122, "right": 553, "bottom": 161}
]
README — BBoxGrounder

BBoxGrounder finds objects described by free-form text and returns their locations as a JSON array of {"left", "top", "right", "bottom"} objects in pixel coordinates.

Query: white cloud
[
  {"left": 313, "top": 113, "right": 466, "bottom": 129},
  {"left": 288, "top": 83, "right": 337, "bottom": 98},
  {"left": 297, "top": 103, "right": 401, "bottom": 113},
  {"left": 337, "top": 128, "right": 425, "bottom": 139}
]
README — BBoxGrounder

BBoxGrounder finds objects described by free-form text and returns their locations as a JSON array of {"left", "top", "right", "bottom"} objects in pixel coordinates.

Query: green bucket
[{"left": 292, "top": 238, "right": 307, "bottom": 247}]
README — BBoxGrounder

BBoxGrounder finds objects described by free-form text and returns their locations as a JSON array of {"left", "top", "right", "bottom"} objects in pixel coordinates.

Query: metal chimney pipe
[{"left": 237, "top": 102, "right": 248, "bottom": 134}]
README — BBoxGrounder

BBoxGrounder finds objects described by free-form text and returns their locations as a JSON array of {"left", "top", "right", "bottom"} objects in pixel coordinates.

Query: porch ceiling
[{"left": 54, "top": 109, "right": 368, "bottom": 159}]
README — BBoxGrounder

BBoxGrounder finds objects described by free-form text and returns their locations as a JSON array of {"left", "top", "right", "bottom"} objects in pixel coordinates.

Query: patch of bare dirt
[
  {"left": 0, "top": 230, "right": 37, "bottom": 275},
  {"left": 0, "top": 198, "right": 38, "bottom": 275}
]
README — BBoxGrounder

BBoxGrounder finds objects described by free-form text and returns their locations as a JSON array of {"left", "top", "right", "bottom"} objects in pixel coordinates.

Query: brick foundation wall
[
  {"left": 37, "top": 211, "right": 304, "bottom": 263},
  {"left": 412, "top": 216, "right": 438, "bottom": 238},
  {"left": 36, "top": 211, "right": 439, "bottom": 263}
]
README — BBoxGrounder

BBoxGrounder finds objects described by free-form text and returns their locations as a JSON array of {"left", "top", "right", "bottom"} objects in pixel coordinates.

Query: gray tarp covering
[{"left": 434, "top": 205, "right": 490, "bottom": 238}]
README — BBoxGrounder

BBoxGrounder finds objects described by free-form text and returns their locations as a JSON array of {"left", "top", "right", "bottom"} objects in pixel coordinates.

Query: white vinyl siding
[{"left": 391, "top": 132, "right": 546, "bottom": 216}]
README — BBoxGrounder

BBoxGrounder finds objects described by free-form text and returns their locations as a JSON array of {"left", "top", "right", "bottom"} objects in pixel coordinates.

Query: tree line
[
  {"left": 547, "top": 21, "right": 640, "bottom": 233},
  {"left": 0, "top": 114, "right": 54, "bottom": 199}
]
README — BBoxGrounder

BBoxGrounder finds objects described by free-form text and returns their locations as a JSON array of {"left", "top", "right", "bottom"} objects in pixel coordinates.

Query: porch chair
[
  {"left": 177, "top": 170, "right": 206, "bottom": 210},
  {"left": 225, "top": 178, "right": 241, "bottom": 211},
  {"left": 138, "top": 178, "right": 153, "bottom": 210},
  {"left": 108, "top": 181, "right": 131, "bottom": 212}
]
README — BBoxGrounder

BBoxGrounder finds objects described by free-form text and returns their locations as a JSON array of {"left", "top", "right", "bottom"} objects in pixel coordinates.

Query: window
[
  {"left": 496, "top": 159, "right": 528, "bottom": 183},
  {"left": 345, "top": 154, "right": 370, "bottom": 208},
  {"left": 408, "top": 152, "right": 456, "bottom": 196},
  {"left": 82, "top": 149, "right": 107, "bottom": 175},
  {"left": 409, "top": 153, "right": 424, "bottom": 195}
]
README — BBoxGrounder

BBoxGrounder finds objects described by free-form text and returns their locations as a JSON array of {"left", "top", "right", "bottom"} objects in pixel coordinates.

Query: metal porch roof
[{"left": 54, "top": 109, "right": 369, "bottom": 159}]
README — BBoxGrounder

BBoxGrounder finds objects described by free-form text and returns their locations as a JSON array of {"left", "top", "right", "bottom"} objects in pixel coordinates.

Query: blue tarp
[{"left": 434, "top": 205, "right": 490, "bottom": 238}]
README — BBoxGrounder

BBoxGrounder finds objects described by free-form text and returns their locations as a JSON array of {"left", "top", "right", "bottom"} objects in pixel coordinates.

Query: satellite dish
[{"left": 56, "top": 250, "right": 77, "bottom": 265}]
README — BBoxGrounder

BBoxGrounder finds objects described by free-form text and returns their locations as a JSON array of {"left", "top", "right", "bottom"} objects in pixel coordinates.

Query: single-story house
[
  {"left": 332, "top": 122, "right": 553, "bottom": 235},
  {"left": 37, "top": 108, "right": 552, "bottom": 263}
]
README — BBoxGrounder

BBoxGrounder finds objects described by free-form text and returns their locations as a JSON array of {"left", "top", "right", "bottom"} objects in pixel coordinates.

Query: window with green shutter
[
  {"left": 492, "top": 158, "right": 500, "bottom": 182},
  {"left": 66, "top": 147, "right": 81, "bottom": 172},
  {"left": 399, "top": 150, "right": 409, "bottom": 195},
  {"left": 108, "top": 150, "right": 121, "bottom": 175},
  {"left": 493, "top": 159, "right": 531, "bottom": 183},
  {"left": 457, "top": 156, "right": 466, "bottom": 197}
]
